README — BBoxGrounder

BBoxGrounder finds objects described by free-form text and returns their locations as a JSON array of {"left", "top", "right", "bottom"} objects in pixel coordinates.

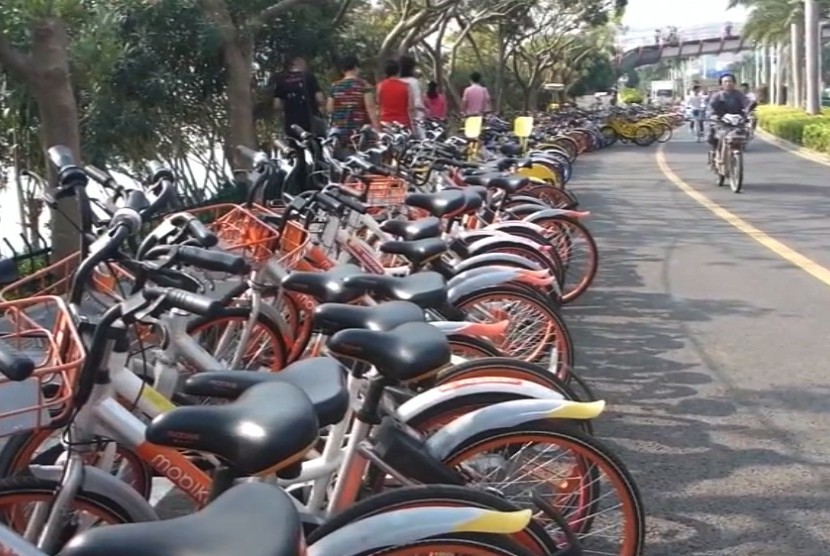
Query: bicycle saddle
[
  {"left": 405, "top": 189, "right": 467, "bottom": 218},
  {"left": 379, "top": 237, "right": 448, "bottom": 268},
  {"left": 462, "top": 174, "right": 528, "bottom": 194},
  {"left": 446, "top": 184, "right": 488, "bottom": 201},
  {"left": 327, "top": 321, "right": 451, "bottom": 382},
  {"left": 313, "top": 300, "right": 425, "bottom": 336},
  {"left": 380, "top": 216, "right": 442, "bottom": 241},
  {"left": 341, "top": 271, "right": 447, "bottom": 309},
  {"left": 145, "top": 382, "right": 317, "bottom": 476},
  {"left": 60, "top": 482, "right": 303, "bottom": 556},
  {"left": 181, "top": 357, "right": 349, "bottom": 427},
  {"left": 281, "top": 264, "right": 365, "bottom": 303}
]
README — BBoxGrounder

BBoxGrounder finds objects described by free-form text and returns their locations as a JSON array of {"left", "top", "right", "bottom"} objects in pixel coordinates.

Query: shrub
[
  {"left": 756, "top": 106, "right": 830, "bottom": 146},
  {"left": 803, "top": 122, "right": 830, "bottom": 153}
]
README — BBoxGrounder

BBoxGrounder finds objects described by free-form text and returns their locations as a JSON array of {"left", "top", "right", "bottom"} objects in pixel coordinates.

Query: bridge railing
[{"left": 619, "top": 22, "right": 746, "bottom": 50}]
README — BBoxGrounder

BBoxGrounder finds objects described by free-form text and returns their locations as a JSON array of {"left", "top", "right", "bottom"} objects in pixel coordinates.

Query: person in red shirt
[
  {"left": 423, "top": 81, "right": 447, "bottom": 121},
  {"left": 376, "top": 59, "right": 411, "bottom": 128}
]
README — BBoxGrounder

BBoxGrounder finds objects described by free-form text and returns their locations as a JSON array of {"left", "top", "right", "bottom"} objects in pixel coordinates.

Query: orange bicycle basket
[
  {"left": 0, "top": 253, "right": 135, "bottom": 304},
  {"left": 187, "top": 203, "right": 281, "bottom": 267},
  {"left": 0, "top": 296, "right": 86, "bottom": 437},
  {"left": 276, "top": 220, "right": 311, "bottom": 271},
  {"left": 348, "top": 175, "right": 407, "bottom": 207}
]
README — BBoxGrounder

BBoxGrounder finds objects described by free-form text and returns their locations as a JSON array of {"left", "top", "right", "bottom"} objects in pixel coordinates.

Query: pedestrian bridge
[{"left": 620, "top": 26, "right": 830, "bottom": 69}]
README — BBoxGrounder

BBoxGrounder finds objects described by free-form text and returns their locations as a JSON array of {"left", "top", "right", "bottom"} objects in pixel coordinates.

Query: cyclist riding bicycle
[
  {"left": 684, "top": 84, "right": 705, "bottom": 134},
  {"left": 740, "top": 83, "right": 757, "bottom": 104},
  {"left": 708, "top": 73, "right": 748, "bottom": 161}
]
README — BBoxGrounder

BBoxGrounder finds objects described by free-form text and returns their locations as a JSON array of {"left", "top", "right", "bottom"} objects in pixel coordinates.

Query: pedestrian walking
[
  {"left": 398, "top": 54, "right": 425, "bottom": 135},
  {"left": 327, "top": 54, "right": 379, "bottom": 138},
  {"left": 376, "top": 59, "right": 411, "bottom": 128},
  {"left": 461, "top": 72, "right": 491, "bottom": 117},
  {"left": 272, "top": 54, "right": 327, "bottom": 138},
  {"left": 423, "top": 81, "right": 447, "bottom": 121}
]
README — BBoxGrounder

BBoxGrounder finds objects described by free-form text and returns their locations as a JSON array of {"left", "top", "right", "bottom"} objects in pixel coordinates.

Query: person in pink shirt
[
  {"left": 423, "top": 81, "right": 447, "bottom": 120},
  {"left": 461, "top": 72, "right": 491, "bottom": 116}
]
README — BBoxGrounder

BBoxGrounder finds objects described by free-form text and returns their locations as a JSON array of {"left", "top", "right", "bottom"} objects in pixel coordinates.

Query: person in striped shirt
[{"left": 327, "top": 54, "right": 379, "bottom": 139}]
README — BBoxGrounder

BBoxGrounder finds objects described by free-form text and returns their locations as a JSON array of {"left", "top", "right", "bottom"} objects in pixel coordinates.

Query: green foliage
[
  {"left": 567, "top": 50, "right": 615, "bottom": 97},
  {"left": 757, "top": 105, "right": 830, "bottom": 145},
  {"left": 619, "top": 87, "right": 643, "bottom": 104},
  {"left": 803, "top": 122, "right": 830, "bottom": 153}
]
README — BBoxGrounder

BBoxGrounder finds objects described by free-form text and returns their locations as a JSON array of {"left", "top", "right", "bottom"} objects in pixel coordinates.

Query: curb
[{"left": 757, "top": 128, "right": 830, "bottom": 168}]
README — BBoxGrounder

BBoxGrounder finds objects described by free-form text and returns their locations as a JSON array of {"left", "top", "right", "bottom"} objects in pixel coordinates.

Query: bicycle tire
[
  {"left": 308, "top": 484, "right": 561, "bottom": 555},
  {"left": 529, "top": 215, "right": 599, "bottom": 304},
  {"left": 0, "top": 431, "right": 152, "bottom": 500},
  {"left": 0, "top": 475, "right": 135, "bottom": 545},
  {"left": 356, "top": 534, "right": 537, "bottom": 555},
  {"left": 444, "top": 422, "right": 646, "bottom": 556},
  {"left": 452, "top": 285, "right": 575, "bottom": 368},
  {"left": 187, "top": 305, "right": 288, "bottom": 371},
  {"left": 447, "top": 335, "right": 504, "bottom": 359}
]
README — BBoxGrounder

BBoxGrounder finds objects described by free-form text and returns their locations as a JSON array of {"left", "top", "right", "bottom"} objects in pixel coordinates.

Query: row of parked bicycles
[{"left": 0, "top": 115, "right": 646, "bottom": 555}]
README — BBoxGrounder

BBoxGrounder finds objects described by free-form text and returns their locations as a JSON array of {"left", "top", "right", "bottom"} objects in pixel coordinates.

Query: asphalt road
[{"left": 568, "top": 131, "right": 830, "bottom": 555}]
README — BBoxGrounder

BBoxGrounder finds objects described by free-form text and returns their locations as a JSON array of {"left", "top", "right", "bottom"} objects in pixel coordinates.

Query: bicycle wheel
[
  {"left": 529, "top": 216, "right": 599, "bottom": 304},
  {"left": 187, "top": 305, "right": 288, "bottom": 371},
  {"left": 0, "top": 430, "right": 151, "bottom": 499},
  {"left": 444, "top": 422, "right": 646, "bottom": 556},
  {"left": 447, "top": 335, "right": 504, "bottom": 360},
  {"left": 309, "top": 484, "right": 561, "bottom": 555},
  {"left": 729, "top": 149, "right": 744, "bottom": 193},
  {"left": 453, "top": 285, "right": 575, "bottom": 369},
  {"left": 355, "top": 534, "right": 536, "bottom": 555},
  {"left": 0, "top": 475, "right": 134, "bottom": 549}
]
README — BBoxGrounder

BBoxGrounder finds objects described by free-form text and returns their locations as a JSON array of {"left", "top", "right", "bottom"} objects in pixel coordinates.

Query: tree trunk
[
  {"left": 29, "top": 19, "right": 82, "bottom": 261},
  {"left": 223, "top": 35, "right": 257, "bottom": 170},
  {"left": 495, "top": 22, "right": 506, "bottom": 112},
  {"left": 789, "top": 19, "right": 804, "bottom": 108}
]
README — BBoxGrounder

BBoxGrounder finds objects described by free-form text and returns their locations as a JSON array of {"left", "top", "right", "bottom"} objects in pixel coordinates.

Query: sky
[{"left": 622, "top": 0, "right": 748, "bottom": 32}]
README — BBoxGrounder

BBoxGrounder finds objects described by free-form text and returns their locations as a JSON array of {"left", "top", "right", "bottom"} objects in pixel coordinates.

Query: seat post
[
  {"left": 356, "top": 376, "right": 388, "bottom": 425},
  {"left": 207, "top": 466, "right": 238, "bottom": 503}
]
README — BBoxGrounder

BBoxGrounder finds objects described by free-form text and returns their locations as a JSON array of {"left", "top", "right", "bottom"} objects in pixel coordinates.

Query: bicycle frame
[{"left": 0, "top": 522, "right": 46, "bottom": 556}]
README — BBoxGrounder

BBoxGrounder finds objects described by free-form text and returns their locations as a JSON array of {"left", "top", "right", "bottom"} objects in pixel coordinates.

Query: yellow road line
[{"left": 655, "top": 145, "right": 830, "bottom": 288}]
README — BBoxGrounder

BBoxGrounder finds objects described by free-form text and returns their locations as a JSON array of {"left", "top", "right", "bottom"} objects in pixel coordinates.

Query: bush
[
  {"left": 757, "top": 105, "right": 830, "bottom": 146},
  {"left": 619, "top": 87, "right": 643, "bottom": 105},
  {"left": 803, "top": 122, "right": 830, "bottom": 153}
]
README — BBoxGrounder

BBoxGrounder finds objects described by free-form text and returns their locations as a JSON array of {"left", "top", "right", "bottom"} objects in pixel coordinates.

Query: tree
[
  {"left": 506, "top": 0, "right": 622, "bottom": 109},
  {"left": 0, "top": 1, "right": 114, "bottom": 259},
  {"left": 197, "top": 0, "right": 347, "bottom": 168}
]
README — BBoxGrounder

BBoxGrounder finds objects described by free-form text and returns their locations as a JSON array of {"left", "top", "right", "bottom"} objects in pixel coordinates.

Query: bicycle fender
[
  {"left": 29, "top": 464, "right": 159, "bottom": 522},
  {"left": 447, "top": 266, "right": 527, "bottom": 289},
  {"left": 447, "top": 268, "right": 535, "bottom": 305},
  {"left": 522, "top": 208, "right": 578, "bottom": 222},
  {"left": 506, "top": 195, "right": 548, "bottom": 206},
  {"left": 425, "top": 398, "right": 606, "bottom": 461},
  {"left": 484, "top": 221, "right": 549, "bottom": 236},
  {"left": 307, "top": 506, "right": 530, "bottom": 556},
  {"left": 466, "top": 234, "right": 546, "bottom": 255},
  {"left": 455, "top": 229, "right": 511, "bottom": 245},
  {"left": 396, "top": 377, "right": 565, "bottom": 423},
  {"left": 452, "top": 252, "right": 539, "bottom": 275}
]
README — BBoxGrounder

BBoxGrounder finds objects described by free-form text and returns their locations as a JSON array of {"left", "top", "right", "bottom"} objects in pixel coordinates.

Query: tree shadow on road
[{"left": 565, "top": 176, "right": 830, "bottom": 555}]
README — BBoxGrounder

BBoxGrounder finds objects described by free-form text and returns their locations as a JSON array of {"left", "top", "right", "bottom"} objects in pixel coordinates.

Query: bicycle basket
[
  {"left": 187, "top": 203, "right": 281, "bottom": 267},
  {"left": 0, "top": 253, "right": 135, "bottom": 309},
  {"left": 349, "top": 175, "right": 408, "bottom": 207},
  {"left": 277, "top": 220, "right": 311, "bottom": 270},
  {"left": 0, "top": 296, "right": 85, "bottom": 438}
]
